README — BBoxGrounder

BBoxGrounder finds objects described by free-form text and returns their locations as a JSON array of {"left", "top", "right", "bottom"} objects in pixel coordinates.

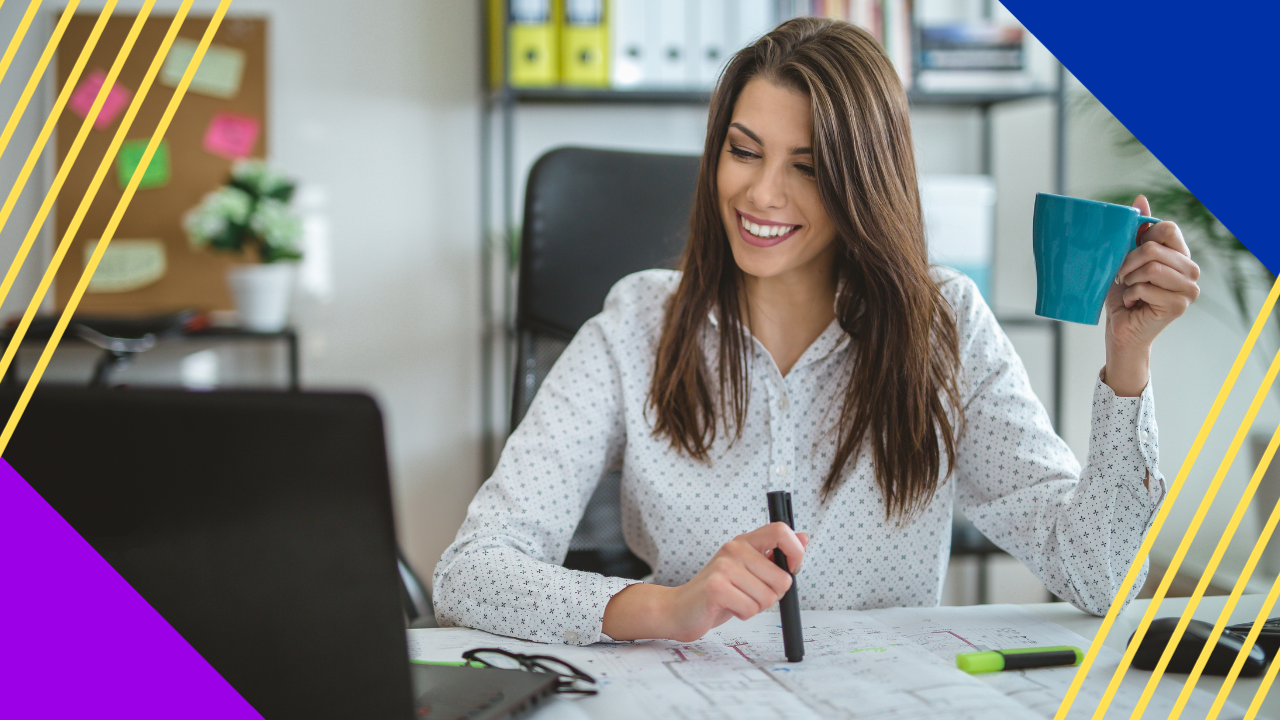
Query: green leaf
[
  {"left": 264, "top": 183, "right": 295, "bottom": 203},
  {"left": 262, "top": 246, "right": 303, "bottom": 263}
]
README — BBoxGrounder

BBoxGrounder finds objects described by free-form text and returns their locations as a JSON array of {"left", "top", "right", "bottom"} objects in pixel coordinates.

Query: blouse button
[
  {"left": 774, "top": 464, "right": 790, "bottom": 477},
  {"left": 1139, "top": 429, "right": 1149, "bottom": 443},
  {"left": 778, "top": 395, "right": 789, "bottom": 411}
]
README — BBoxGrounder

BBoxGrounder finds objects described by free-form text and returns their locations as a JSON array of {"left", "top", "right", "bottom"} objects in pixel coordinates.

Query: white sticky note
[
  {"left": 160, "top": 39, "right": 245, "bottom": 99},
  {"left": 85, "top": 239, "right": 167, "bottom": 293}
]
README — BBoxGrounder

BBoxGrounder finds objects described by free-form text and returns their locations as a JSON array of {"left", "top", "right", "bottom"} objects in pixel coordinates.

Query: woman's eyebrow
[
  {"left": 728, "top": 122, "right": 811, "bottom": 155},
  {"left": 728, "top": 122, "right": 763, "bottom": 145}
]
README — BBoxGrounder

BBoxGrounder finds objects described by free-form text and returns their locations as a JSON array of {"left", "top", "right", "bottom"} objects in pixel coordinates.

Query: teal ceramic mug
[{"left": 1033, "top": 192, "right": 1161, "bottom": 325}]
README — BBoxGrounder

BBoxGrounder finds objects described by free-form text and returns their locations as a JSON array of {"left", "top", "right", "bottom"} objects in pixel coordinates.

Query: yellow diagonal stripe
[
  {"left": 1188, "top": 421, "right": 1280, "bottom": 720},
  {"left": 0, "top": 0, "right": 75, "bottom": 165},
  {"left": 0, "top": 0, "right": 42, "bottom": 88},
  {"left": 1055, "top": 273, "right": 1280, "bottom": 720},
  {"left": 0, "top": 0, "right": 165, "bottom": 386},
  {"left": 1123, "top": 346, "right": 1280, "bottom": 718},
  {"left": 0, "top": 0, "right": 112, "bottom": 312},
  {"left": 0, "top": 0, "right": 235, "bottom": 456}
]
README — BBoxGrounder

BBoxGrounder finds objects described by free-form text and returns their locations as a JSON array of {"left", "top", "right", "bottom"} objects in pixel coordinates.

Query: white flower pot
[{"left": 226, "top": 263, "right": 295, "bottom": 332}]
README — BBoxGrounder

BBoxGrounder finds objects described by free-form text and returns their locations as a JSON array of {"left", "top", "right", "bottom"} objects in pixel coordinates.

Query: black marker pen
[{"left": 767, "top": 490, "right": 804, "bottom": 662}]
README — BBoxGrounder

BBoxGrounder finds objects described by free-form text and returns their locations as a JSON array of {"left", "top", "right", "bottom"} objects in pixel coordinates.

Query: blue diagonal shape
[{"left": 1002, "top": 0, "right": 1280, "bottom": 273}]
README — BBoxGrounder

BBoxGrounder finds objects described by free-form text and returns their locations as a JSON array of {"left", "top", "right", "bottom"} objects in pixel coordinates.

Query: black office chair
[
  {"left": 513, "top": 147, "right": 700, "bottom": 580},
  {"left": 399, "top": 549, "right": 437, "bottom": 627}
]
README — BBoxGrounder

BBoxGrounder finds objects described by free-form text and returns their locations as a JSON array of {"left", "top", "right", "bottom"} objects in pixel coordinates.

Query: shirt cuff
[
  {"left": 567, "top": 575, "right": 643, "bottom": 646},
  {"left": 1091, "top": 373, "right": 1165, "bottom": 505}
]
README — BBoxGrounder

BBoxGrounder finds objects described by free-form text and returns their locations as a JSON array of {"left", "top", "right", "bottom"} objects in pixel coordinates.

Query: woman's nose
[{"left": 747, "top": 163, "right": 787, "bottom": 210}]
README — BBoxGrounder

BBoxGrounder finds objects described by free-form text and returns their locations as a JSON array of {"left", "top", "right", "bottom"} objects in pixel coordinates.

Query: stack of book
[
  {"left": 776, "top": 0, "right": 913, "bottom": 91},
  {"left": 914, "top": 21, "right": 1036, "bottom": 93},
  {"left": 491, "top": 2, "right": 1038, "bottom": 96}
]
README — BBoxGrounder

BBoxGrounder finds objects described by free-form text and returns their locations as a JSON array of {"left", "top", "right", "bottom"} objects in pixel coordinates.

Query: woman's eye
[
  {"left": 728, "top": 146, "right": 757, "bottom": 160},
  {"left": 795, "top": 164, "right": 816, "bottom": 178}
]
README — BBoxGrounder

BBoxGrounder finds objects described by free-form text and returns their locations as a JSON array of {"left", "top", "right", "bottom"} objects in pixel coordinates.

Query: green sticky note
[
  {"left": 160, "top": 39, "right": 245, "bottom": 99},
  {"left": 116, "top": 139, "right": 170, "bottom": 189}
]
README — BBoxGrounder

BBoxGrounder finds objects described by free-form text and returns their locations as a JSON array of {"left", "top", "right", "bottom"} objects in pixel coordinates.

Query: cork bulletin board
[{"left": 53, "top": 14, "right": 267, "bottom": 314}]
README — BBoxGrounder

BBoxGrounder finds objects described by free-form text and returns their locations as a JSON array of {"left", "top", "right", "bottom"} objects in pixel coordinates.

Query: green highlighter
[
  {"left": 410, "top": 659, "right": 487, "bottom": 668},
  {"left": 956, "top": 646, "right": 1083, "bottom": 673}
]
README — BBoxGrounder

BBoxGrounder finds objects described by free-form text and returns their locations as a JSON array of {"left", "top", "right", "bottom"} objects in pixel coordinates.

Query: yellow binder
[
  {"left": 509, "top": 0, "right": 559, "bottom": 88},
  {"left": 560, "top": 0, "right": 609, "bottom": 87}
]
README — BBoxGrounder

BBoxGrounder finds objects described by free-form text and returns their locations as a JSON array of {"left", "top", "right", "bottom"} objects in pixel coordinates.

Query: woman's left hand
[{"left": 1103, "top": 195, "right": 1200, "bottom": 396}]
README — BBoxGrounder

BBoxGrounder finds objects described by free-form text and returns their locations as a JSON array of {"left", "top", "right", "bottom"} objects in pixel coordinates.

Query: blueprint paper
[
  {"left": 864, "top": 604, "right": 1244, "bottom": 719},
  {"left": 410, "top": 606, "right": 1247, "bottom": 718},
  {"left": 410, "top": 611, "right": 1031, "bottom": 719}
]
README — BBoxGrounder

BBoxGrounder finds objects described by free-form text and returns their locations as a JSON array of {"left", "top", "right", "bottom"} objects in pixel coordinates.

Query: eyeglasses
[{"left": 461, "top": 647, "right": 598, "bottom": 696}]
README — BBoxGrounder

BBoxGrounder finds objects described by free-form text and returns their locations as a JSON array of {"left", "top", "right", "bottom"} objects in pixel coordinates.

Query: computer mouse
[
  {"left": 1128, "top": 618, "right": 1266, "bottom": 677},
  {"left": 1227, "top": 617, "right": 1280, "bottom": 660}
]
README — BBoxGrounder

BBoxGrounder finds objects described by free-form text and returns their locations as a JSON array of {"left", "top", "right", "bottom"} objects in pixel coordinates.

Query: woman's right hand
[
  {"left": 602, "top": 522, "right": 808, "bottom": 642},
  {"left": 667, "top": 522, "right": 809, "bottom": 641}
]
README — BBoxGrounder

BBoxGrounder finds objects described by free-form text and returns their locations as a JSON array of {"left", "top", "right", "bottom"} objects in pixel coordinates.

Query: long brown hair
[{"left": 648, "top": 17, "right": 964, "bottom": 519}]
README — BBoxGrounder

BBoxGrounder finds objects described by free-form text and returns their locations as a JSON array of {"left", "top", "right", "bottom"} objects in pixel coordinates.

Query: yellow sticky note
[
  {"left": 160, "top": 39, "right": 244, "bottom": 99},
  {"left": 85, "top": 239, "right": 167, "bottom": 293}
]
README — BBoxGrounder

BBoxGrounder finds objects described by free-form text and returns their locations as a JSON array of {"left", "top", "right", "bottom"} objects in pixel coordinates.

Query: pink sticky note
[
  {"left": 202, "top": 112, "right": 260, "bottom": 159},
  {"left": 67, "top": 69, "right": 132, "bottom": 130}
]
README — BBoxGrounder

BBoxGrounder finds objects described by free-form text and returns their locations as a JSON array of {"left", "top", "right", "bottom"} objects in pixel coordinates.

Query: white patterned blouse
[{"left": 433, "top": 268, "right": 1166, "bottom": 646}]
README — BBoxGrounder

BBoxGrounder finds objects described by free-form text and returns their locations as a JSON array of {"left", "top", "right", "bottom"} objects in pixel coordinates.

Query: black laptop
[{"left": 2, "top": 387, "right": 557, "bottom": 719}]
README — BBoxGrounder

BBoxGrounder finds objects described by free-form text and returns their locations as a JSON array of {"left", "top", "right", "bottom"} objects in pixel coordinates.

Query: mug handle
[{"left": 1137, "top": 215, "right": 1161, "bottom": 226}]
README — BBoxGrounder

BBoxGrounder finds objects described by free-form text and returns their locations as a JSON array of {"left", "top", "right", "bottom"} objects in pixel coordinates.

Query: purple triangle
[{"left": 0, "top": 459, "right": 262, "bottom": 718}]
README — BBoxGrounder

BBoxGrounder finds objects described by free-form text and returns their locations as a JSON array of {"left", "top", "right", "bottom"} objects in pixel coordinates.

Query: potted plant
[{"left": 184, "top": 160, "right": 303, "bottom": 332}]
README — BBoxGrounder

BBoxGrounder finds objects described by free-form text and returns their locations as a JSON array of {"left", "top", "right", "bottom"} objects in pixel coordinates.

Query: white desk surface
[
  {"left": 1025, "top": 593, "right": 1276, "bottom": 719},
  {"left": 422, "top": 596, "right": 1277, "bottom": 720}
]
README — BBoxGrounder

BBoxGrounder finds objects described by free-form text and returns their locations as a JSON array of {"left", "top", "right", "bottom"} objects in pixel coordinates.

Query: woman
[{"left": 433, "top": 18, "right": 1199, "bottom": 646}]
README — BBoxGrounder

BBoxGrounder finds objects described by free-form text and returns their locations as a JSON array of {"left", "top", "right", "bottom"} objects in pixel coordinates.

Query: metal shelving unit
[{"left": 480, "top": 11, "right": 1068, "bottom": 477}]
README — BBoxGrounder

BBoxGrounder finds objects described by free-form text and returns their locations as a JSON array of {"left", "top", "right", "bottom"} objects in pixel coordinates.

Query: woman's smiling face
[{"left": 717, "top": 77, "right": 838, "bottom": 283}]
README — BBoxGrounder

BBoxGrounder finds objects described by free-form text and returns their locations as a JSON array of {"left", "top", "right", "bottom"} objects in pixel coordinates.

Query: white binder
[
  {"left": 693, "top": 0, "right": 729, "bottom": 88},
  {"left": 651, "top": 0, "right": 690, "bottom": 86},
  {"left": 611, "top": 0, "right": 649, "bottom": 87}
]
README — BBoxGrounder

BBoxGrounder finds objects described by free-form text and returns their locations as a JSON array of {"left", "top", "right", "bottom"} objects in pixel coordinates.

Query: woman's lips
[{"left": 736, "top": 211, "right": 799, "bottom": 248}]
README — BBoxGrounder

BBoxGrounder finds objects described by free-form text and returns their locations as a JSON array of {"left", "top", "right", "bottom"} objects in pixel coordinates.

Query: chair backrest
[{"left": 513, "top": 147, "right": 700, "bottom": 578}]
